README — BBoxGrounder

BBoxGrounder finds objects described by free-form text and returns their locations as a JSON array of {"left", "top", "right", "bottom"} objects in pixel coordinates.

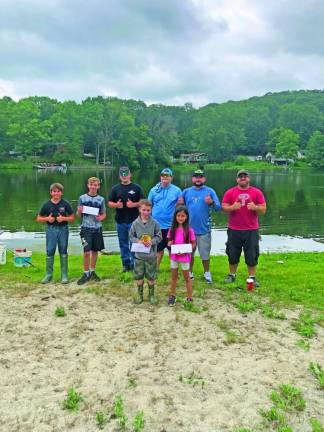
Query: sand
[{"left": 0, "top": 278, "right": 323, "bottom": 432}]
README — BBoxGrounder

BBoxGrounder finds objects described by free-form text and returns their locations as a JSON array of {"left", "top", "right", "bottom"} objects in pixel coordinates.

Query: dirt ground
[{"left": 0, "top": 279, "right": 323, "bottom": 432}]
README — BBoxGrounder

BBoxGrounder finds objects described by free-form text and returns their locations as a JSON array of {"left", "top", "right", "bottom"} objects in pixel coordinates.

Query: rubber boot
[
  {"left": 148, "top": 284, "right": 158, "bottom": 305},
  {"left": 41, "top": 255, "right": 54, "bottom": 284},
  {"left": 60, "top": 254, "right": 68, "bottom": 284},
  {"left": 134, "top": 284, "right": 144, "bottom": 304}
]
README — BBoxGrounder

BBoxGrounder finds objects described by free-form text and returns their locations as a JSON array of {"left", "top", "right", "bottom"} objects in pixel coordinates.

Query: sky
[{"left": 0, "top": 0, "right": 323, "bottom": 106}]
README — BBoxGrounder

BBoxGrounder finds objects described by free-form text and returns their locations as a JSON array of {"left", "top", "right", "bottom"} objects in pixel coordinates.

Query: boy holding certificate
[
  {"left": 129, "top": 199, "right": 162, "bottom": 304},
  {"left": 76, "top": 177, "right": 106, "bottom": 285}
]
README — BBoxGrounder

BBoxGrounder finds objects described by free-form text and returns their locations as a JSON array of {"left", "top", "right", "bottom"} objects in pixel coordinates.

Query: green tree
[
  {"left": 275, "top": 128, "right": 300, "bottom": 159},
  {"left": 306, "top": 131, "right": 324, "bottom": 168}
]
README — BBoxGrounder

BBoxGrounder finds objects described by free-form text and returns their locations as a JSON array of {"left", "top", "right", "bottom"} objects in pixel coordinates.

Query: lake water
[{"left": 1, "top": 167, "right": 324, "bottom": 254}]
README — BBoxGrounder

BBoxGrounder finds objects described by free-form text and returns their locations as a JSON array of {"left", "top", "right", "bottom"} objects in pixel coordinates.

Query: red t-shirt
[{"left": 222, "top": 186, "right": 266, "bottom": 230}]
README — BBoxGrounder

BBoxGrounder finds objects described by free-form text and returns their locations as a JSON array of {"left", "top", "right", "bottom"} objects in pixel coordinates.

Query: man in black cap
[
  {"left": 222, "top": 169, "right": 266, "bottom": 286},
  {"left": 108, "top": 167, "right": 144, "bottom": 271}
]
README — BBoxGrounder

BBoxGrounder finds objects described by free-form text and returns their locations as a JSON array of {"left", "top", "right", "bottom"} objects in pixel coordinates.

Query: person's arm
[
  {"left": 222, "top": 202, "right": 241, "bottom": 213},
  {"left": 36, "top": 203, "right": 55, "bottom": 223},
  {"left": 108, "top": 187, "right": 123, "bottom": 209},
  {"left": 208, "top": 189, "right": 221, "bottom": 211},
  {"left": 247, "top": 202, "right": 266, "bottom": 215}
]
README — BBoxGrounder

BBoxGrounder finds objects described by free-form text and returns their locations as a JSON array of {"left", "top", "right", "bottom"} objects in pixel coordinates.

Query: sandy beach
[{"left": 0, "top": 279, "right": 323, "bottom": 432}]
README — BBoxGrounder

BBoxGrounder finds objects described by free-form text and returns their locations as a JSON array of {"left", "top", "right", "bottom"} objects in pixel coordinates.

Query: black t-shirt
[
  {"left": 108, "top": 182, "right": 144, "bottom": 224},
  {"left": 39, "top": 199, "right": 74, "bottom": 227}
]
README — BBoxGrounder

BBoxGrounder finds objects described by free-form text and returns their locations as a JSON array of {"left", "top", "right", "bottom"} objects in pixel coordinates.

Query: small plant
[
  {"left": 271, "top": 384, "right": 306, "bottom": 412},
  {"left": 55, "top": 306, "right": 66, "bottom": 317},
  {"left": 62, "top": 388, "right": 83, "bottom": 411},
  {"left": 133, "top": 410, "right": 145, "bottom": 432},
  {"left": 128, "top": 376, "right": 137, "bottom": 389},
  {"left": 179, "top": 371, "right": 205, "bottom": 389},
  {"left": 259, "top": 406, "right": 286, "bottom": 427},
  {"left": 235, "top": 294, "right": 260, "bottom": 314},
  {"left": 114, "top": 395, "right": 128, "bottom": 429},
  {"left": 296, "top": 339, "right": 310, "bottom": 351},
  {"left": 310, "top": 418, "right": 324, "bottom": 432},
  {"left": 277, "top": 427, "right": 293, "bottom": 432},
  {"left": 177, "top": 297, "right": 202, "bottom": 313},
  {"left": 293, "top": 311, "right": 316, "bottom": 338},
  {"left": 235, "top": 428, "right": 255, "bottom": 432},
  {"left": 96, "top": 411, "right": 108, "bottom": 429},
  {"left": 309, "top": 362, "right": 324, "bottom": 389},
  {"left": 261, "top": 304, "right": 286, "bottom": 320}
]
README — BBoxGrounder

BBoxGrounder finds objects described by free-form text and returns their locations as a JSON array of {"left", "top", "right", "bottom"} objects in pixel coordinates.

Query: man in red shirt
[{"left": 222, "top": 169, "right": 266, "bottom": 286}]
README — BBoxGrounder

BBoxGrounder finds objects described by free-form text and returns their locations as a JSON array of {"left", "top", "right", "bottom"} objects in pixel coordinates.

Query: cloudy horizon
[{"left": 0, "top": 0, "right": 323, "bottom": 106}]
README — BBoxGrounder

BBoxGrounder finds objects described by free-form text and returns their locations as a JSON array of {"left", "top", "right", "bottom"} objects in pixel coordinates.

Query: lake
[{"left": 1, "top": 167, "right": 324, "bottom": 254}]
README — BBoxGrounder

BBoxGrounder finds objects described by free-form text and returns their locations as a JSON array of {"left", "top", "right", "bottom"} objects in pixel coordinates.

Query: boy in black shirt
[
  {"left": 108, "top": 166, "right": 144, "bottom": 271},
  {"left": 37, "top": 183, "right": 74, "bottom": 284}
]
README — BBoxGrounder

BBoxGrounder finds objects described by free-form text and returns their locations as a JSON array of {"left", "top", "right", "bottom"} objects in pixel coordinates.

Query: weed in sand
[
  {"left": 261, "top": 304, "right": 286, "bottom": 320},
  {"left": 85, "top": 286, "right": 106, "bottom": 296},
  {"left": 224, "top": 330, "right": 245, "bottom": 345},
  {"left": 235, "top": 429, "right": 255, "bottom": 432},
  {"left": 277, "top": 427, "right": 293, "bottom": 432},
  {"left": 96, "top": 411, "right": 108, "bottom": 429},
  {"left": 310, "top": 418, "right": 324, "bottom": 432},
  {"left": 259, "top": 406, "right": 287, "bottom": 427},
  {"left": 235, "top": 294, "right": 260, "bottom": 314},
  {"left": 177, "top": 297, "right": 203, "bottom": 313},
  {"left": 54, "top": 306, "right": 66, "bottom": 317},
  {"left": 296, "top": 339, "right": 310, "bottom": 351},
  {"left": 309, "top": 362, "right": 324, "bottom": 389},
  {"left": 128, "top": 376, "right": 137, "bottom": 389},
  {"left": 62, "top": 388, "right": 83, "bottom": 411},
  {"left": 194, "top": 283, "right": 206, "bottom": 298},
  {"left": 179, "top": 371, "right": 205, "bottom": 389},
  {"left": 133, "top": 411, "right": 145, "bottom": 432},
  {"left": 271, "top": 384, "right": 306, "bottom": 412},
  {"left": 216, "top": 319, "right": 230, "bottom": 331},
  {"left": 114, "top": 395, "right": 128, "bottom": 429},
  {"left": 293, "top": 311, "right": 317, "bottom": 338}
]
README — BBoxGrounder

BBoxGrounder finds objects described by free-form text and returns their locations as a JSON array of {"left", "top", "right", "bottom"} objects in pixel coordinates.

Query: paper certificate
[
  {"left": 171, "top": 243, "right": 192, "bottom": 254},
  {"left": 82, "top": 205, "right": 99, "bottom": 216},
  {"left": 131, "top": 243, "right": 151, "bottom": 254}
]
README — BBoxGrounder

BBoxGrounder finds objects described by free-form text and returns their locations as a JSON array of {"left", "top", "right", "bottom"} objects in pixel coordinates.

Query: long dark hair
[{"left": 169, "top": 206, "right": 190, "bottom": 243}]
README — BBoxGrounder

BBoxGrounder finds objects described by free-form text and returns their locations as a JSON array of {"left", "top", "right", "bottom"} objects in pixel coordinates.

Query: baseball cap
[
  {"left": 192, "top": 169, "right": 205, "bottom": 177},
  {"left": 119, "top": 166, "right": 130, "bottom": 177},
  {"left": 237, "top": 169, "right": 250, "bottom": 177},
  {"left": 160, "top": 168, "right": 173, "bottom": 176}
]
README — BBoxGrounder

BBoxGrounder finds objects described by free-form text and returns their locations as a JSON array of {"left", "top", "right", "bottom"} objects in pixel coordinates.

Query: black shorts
[
  {"left": 157, "top": 228, "right": 171, "bottom": 253},
  {"left": 225, "top": 228, "right": 260, "bottom": 267},
  {"left": 80, "top": 227, "right": 105, "bottom": 252}
]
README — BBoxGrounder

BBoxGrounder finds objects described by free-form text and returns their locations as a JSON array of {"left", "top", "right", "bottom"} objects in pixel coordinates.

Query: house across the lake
[{"left": 180, "top": 152, "right": 208, "bottom": 163}]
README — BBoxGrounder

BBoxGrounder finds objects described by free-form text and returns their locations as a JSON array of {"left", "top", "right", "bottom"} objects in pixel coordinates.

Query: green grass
[
  {"left": 54, "top": 306, "right": 66, "bottom": 317},
  {"left": 95, "top": 411, "right": 108, "bottom": 429},
  {"left": 310, "top": 418, "right": 324, "bottom": 432},
  {"left": 309, "top": 362, "right": 324, "bottom": 390},
  {"left": 62, "top": 388, "right": 83, "bottom": 411}
]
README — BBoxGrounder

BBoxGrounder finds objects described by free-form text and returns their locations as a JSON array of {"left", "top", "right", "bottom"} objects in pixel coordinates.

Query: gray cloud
[{"left": 0, "top": 0, "right": 323, "bottom": 105}]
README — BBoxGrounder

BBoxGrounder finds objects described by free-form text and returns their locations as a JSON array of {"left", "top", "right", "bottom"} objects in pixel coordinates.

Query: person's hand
[
  {"left": 247, "top": 201, "right": 258, "bottom": 211},
  {"left": 231, "top": 201, "right": 241, "bottom": 211},
  {"left": 116, "top": 199, "right": 123, "bottom": 209},
  {"left": 56, "top": 214, "right": 65, "bottom": 223},
  {"left": 126, "top": 199, "right": 135, "bottom": 208},
  {"left": 77, "top": 206, "right": 83, "bottom": 216},
  {"left": 96, "top": 214, "right": 104, "bottom": 221},
  {"left": 47, "top": 213, "right": 55, "bottom": 223},
  {"left": 167, "top": 240, "right": 173, "bottom": 247},
  {"left": 204, "top": 193, "right": 213, "bottom": 205},
  {"left": 177, "top": 196, "right": 184, "bottom": 205},
  {"left": 143, "top": 240, "right": 152, "bottom": 247}
]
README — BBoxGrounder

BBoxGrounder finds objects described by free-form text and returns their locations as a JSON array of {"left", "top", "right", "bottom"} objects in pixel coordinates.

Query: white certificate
[
  {"left": 131, "top": 243, "right": 151, "bottom": 254},
  {"left": 82, "top": 206, "right": 99, "bottom": 216},
  {"left": 171, "top": 243, "right": 192, "bottom": 254}
]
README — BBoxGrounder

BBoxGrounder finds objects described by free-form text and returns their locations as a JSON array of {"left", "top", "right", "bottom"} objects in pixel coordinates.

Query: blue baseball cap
[{"left": 160, "top": 168, "right": 173, "bottom": 176}]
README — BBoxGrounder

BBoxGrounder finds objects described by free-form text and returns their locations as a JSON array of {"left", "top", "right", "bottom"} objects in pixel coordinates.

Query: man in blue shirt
[
  {"left": 181, "top": 169, "right": 221, "bottom": 283},
  {"left": 148, "top": 168, "right": 182, "bottom": 269}
]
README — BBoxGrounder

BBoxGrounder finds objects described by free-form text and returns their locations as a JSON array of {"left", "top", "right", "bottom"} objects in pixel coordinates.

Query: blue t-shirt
[
  {"left": 78, "top": 194, "right": 106, "bottom": 229},
  {"left": 182, "top": 186, "right": 221, "bottom": 235},
  {"left": 148, "top": 183, "right": 182, "bottom": 229}
]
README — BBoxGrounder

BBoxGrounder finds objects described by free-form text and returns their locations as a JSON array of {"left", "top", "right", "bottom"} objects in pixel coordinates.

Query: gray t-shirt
[{"left": 78, "top": 194, "right": 106, "bottom": 229}]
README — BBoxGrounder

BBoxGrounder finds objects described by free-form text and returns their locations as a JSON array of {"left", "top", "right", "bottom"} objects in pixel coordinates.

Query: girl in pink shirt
[{"left": 167, "top": 206, "right": 196, "bottom": 306}]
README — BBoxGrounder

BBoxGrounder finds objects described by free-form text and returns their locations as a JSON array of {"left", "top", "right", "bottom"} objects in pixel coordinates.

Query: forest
[{"left": 0, "top": 90, "right": 324, "bottom": 168}]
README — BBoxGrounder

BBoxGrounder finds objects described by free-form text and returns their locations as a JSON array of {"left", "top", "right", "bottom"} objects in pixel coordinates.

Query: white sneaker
[
  {"left": 189, "top": 272, "right": 194, "bottom": 280},
  {"left": 204, "top": 271, "right": 213, "bottom": 283}
]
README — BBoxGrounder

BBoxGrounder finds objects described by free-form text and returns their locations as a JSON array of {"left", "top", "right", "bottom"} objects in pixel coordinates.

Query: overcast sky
[{"left": 0, "top": 0, "right": 323, "bottom": 106}]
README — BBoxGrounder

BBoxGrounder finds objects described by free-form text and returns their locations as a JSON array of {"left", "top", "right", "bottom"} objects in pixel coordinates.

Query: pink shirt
[
  {"left": 222, "top": 186, "right": 266, "bottom": 230},
  {"left": 167, "top": 227, "right": 196, "bottom": 262}
]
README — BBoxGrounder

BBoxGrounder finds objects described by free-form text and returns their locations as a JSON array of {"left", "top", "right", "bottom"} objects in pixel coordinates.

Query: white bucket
[{"left": 0, "top": 244, "right": 6, "bottom": 265}]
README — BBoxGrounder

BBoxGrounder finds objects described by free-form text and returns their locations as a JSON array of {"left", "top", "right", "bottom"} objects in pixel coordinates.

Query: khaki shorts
[
  {"left": 170, "top": 259, "right": 190, "bottom": 271},
  {"left": 134, "top": 257, "right": 157, "bottom": 280},
  {"left": 193, "top": 232, "right": 211, "bottom": 261}
]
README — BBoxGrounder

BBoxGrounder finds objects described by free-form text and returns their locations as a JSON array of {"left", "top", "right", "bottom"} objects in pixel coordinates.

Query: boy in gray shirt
[{"left": 130, "top": 199, "right": 162, "bottom": 304}]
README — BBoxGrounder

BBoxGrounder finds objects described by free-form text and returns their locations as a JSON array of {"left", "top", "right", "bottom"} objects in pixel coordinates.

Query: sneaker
[
  {"left": 168, "top": 295, "right": 176, "bottom": 307},
  {"left": 77, "top": 273, "right": 90, "bottom": 285},
  {"left": 250, "top": 277, "right": 260, "bottom": 288},
  {"left": 90, "top": 271, "right": 100, "bottom": 281},
  {"left": 204, "top": 271, "right": 213, "bottom": 283},
  {"left": 189, "top": 272, "right": 194, "bottom": 280},
  {"left": 224, "top": 274, "right": 236, "bottom": 284}
]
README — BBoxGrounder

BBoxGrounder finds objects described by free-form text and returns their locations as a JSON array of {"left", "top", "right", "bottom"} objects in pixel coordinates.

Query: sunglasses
[{"left": 161, "top": 174, "right": 171, "bottom": 178}]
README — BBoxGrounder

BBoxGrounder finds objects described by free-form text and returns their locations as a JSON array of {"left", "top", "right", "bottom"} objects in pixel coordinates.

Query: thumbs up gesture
[
  {"left": 47, "top": 213, "right": 55, "bottom": 223},
  {"left": 126, "top": 199, "right": 135, "bottom": 208},
  {"left": 204, "top": 193, "right": 213, "bottom": 205},
  {"left": 116, "top": 199, "right": 123, "bottom": 209}
]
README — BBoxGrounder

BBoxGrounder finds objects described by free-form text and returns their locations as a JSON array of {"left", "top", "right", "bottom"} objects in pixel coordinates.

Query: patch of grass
[
  {"left": 224, "top": 330, "right": 245, "bottom": 345},
  {"left": 113, "top": 395, "right": 127, "bottom": 430},
  {"left": 54, "top": 306, "right": 66, "bottom": 317},
  {"left": 310, "top": 418, "right": 324, "bottom": 432},
  {"left": 277, "top": 427, "right": 293, "bottom": 432},
  {"left": 179, "top": 371, "right": 205, "bottom": 389},
  {"left": 133, "top": 411, "right": 145, "bottom": 432},
  {"left": 235, "top": 294, "right": 260, "bottom": 314},
  {"left": 96, "top": 411, "right": 108, "bottom": 429},
  {"left": 309, "top": 362, "right": 324, "bottom": 389},
  {"left": 259, "top": 406, "right": 287, "bottom": 427},
  {"left": 292, "top": 311, "right": 317, "bottom": 338},
  {"left": 177, "top": 297, "right": 203, "bottom": 313},
  {"left": 235, "top": 429, "right": 255, "bottom": 432},
  {"left": 261, "top": 304, "right": 286, "bottom": 320},
  {"left": 127, "top": 376, "right": 137, "bottom": 389},
  {"left": 270, "top": 384, "right": 306, "bottom": 412},
  {"left": 85, "top": 286, "right": 106, "bottom": 296},
  {"left": 62, "top": 388, "right": 83, "bottom": 412},
  {"left": 295, "top": 339, "right": 310, "bottom": 351}
]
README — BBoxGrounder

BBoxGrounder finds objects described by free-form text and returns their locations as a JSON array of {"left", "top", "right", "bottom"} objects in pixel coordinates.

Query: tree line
[{"left": 0, "top": 90, "right": 324, "bottom": 168}]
